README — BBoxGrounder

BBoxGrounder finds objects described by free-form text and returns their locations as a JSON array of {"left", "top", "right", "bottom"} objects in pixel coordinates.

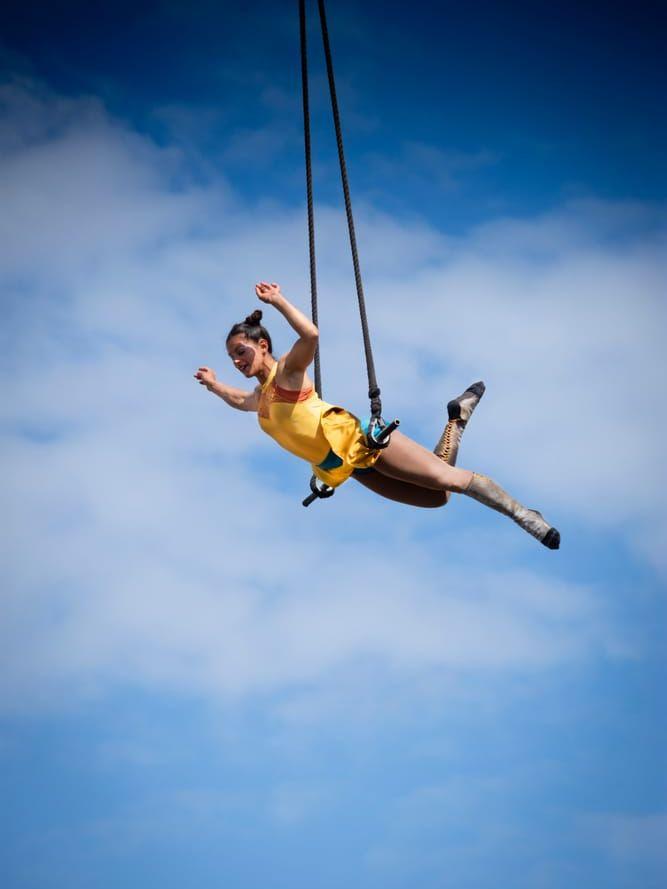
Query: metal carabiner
[
  {"left": 302, "top": 474, "right": 336, "bottom": 507},
  {"left": 365, "top": 416, "right": 401, "bottom": 449}
]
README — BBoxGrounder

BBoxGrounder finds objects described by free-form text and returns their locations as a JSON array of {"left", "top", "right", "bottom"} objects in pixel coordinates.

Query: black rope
[
  {"left": 316, "top": 0, "right": 382, "bottom": 419},
  {"left": 299, "top": 0, "right": 322, "bottom": 399}
]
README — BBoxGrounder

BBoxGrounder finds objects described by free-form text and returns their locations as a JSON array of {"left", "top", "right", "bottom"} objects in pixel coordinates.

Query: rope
[
  {"left": 299, "top": 0, "right": 322, "bottom": 399},
  {"left": 316, "top": 0, "right": 382, "bottom": 419},
  {"left": 297, "top": 0, "right": 393, "bottom": 505}
]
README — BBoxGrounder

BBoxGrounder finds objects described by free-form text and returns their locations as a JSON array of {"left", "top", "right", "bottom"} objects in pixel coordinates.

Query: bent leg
[
  {"left": 434, "top": 380, "right": 486, "bottom": 466},
  {"left": 375, "top": 430, "right": 473, "bottom": 493},
  {"left": 352, "top": 469, "right": 449, "bottom": 508}
]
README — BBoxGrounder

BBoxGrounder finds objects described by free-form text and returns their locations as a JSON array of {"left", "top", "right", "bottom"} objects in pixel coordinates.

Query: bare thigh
[
  {"left": 353, "top": 469, "right": 449, "bottom": 508},
  {"left": 374, "top": 430, "right": 473, "bottom": 493}
]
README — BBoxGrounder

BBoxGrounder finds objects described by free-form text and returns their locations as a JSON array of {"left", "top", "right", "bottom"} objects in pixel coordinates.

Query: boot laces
[{"left": 438, "top": 420, "right": 462, "bottom": 463}]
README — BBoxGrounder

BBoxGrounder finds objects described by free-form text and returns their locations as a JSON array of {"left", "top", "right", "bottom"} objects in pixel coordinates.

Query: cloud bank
[{"left": 1, "top": 78, "right": 665, "bottom": 714}]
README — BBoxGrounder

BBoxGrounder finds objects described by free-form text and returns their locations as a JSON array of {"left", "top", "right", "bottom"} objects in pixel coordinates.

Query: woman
[{"left": 195, "top": 282, "right": 560, "bottom": 548}]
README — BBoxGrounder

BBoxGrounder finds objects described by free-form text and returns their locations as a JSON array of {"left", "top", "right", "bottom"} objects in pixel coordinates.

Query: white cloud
[{"left": 1, "top": 79, "right": 664, "bottom": 715}]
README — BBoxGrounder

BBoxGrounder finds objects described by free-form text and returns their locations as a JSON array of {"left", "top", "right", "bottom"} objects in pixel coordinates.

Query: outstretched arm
[
  {"left": 256, "top": 282, "right": 318, "bottom": 374},
  {"left": 194, "top": 367, "right": 259, "bottom": 411}
]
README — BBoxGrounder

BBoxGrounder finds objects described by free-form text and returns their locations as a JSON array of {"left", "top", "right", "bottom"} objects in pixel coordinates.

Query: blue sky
[{"left": 1, "top": 2, "right": 666, "bottom": 888}]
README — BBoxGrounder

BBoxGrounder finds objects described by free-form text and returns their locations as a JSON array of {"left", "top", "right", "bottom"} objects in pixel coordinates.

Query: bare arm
[
  {"left": 256, "top": 282, "right": 317, "bottom": 374},
  {"left": 194, "top": 367, "right": 259, "bottom": 412}
]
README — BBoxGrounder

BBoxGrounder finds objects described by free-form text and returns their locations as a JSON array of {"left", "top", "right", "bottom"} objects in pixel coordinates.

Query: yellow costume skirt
[{"left": 312, "top": 408, "right": 381, "bottom": 488}]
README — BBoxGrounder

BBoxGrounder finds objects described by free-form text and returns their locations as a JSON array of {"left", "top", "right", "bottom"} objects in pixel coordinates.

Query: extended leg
[
  {"left": 464, "top": 473, "right": 560, "bottom": 548},
  {"left": 374, "top": 431, "right": 560, "bottom": 548}
]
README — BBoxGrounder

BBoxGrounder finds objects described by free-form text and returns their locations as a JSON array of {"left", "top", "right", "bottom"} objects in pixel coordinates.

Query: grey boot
[
  {"left": 434, "top": 381, "right": 486, "bottom": 466},
  {"left": 463, "top": 473, "right": 560, "bottom": 549}
]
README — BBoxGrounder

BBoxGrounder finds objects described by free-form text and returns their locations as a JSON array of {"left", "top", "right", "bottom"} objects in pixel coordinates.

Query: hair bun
[{"left": 245, "top": 309, "right": 263, "bottom": 326}]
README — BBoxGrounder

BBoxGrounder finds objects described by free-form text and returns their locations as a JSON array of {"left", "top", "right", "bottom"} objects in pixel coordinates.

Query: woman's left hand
[{"left": 255, "top": 282, "right": 283, "bottom": 305}]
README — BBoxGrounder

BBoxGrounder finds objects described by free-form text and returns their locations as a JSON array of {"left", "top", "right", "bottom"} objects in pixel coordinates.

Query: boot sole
[{"left": 447, "top": 381, "right": 486, "bottom": 421}]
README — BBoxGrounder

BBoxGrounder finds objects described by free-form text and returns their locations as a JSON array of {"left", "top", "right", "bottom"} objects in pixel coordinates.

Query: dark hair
[{"left": 226, "top": 309, "right": 273, "bottom": 354}]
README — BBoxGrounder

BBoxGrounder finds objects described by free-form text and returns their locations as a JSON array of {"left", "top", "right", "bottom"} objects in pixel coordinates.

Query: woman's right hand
[{"left": 194, "top": 366, "right": 217, "bottom": 389}]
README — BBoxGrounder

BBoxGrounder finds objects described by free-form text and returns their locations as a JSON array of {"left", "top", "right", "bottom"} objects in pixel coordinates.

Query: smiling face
[{"left": 226, "top": 333, "right": 269, "bottom": 377}]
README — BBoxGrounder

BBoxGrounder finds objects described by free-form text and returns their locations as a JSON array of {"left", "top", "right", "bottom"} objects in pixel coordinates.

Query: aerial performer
[{"left": 194, "top": 282, "right": 560, "bottom": 549}]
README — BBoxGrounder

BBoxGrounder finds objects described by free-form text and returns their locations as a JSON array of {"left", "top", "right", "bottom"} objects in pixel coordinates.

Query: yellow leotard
[{"left": 257, "top": 363, "right": 380, "bottom": 488}]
